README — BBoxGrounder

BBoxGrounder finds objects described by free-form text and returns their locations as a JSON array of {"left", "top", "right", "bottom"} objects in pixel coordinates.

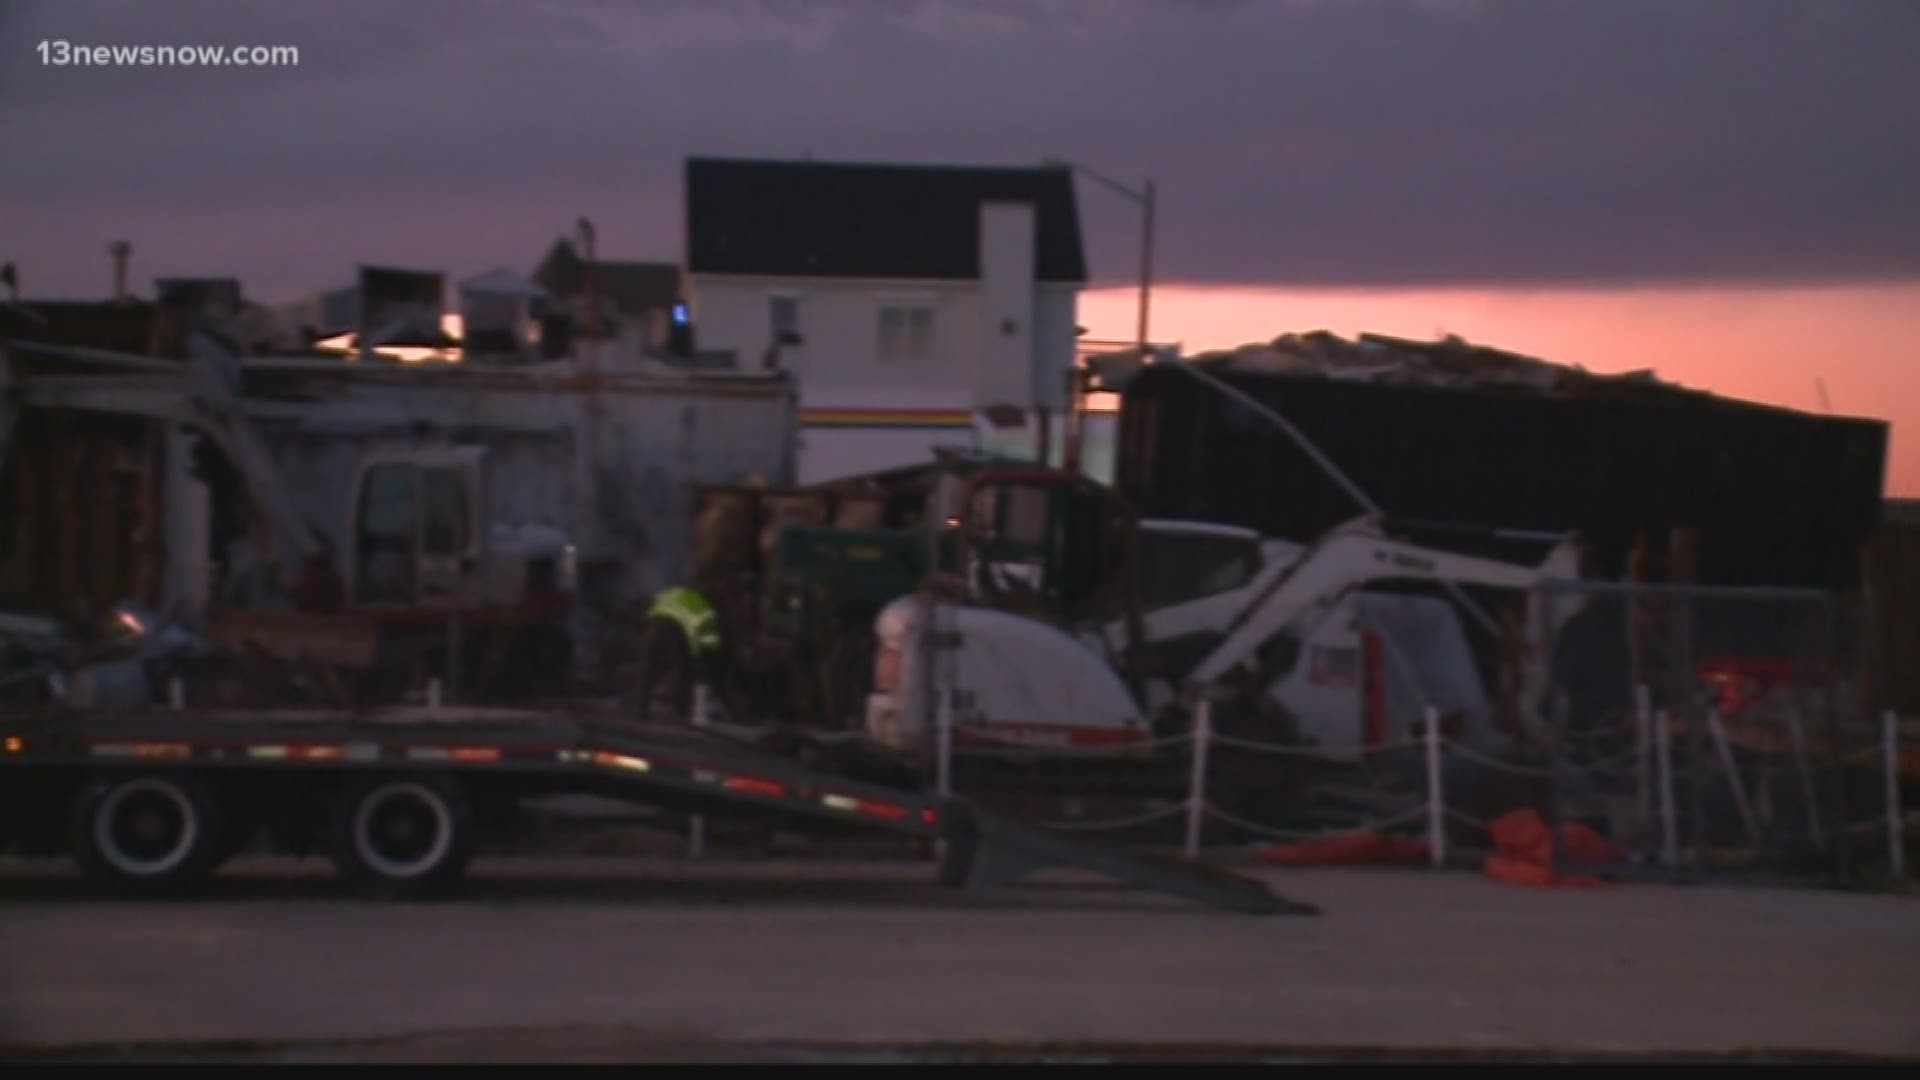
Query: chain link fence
[
  {"left": 671, "top": 578, "right": 1912, "bottom": 889},
  {"left": 907, "top": 579, "right": 1913, "bottom": 890},
  {"left": 1529, "top": 580, "right": 1911, "bottom": 887}
]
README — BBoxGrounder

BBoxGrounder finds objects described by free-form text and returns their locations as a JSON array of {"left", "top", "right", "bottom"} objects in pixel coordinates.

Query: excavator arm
[{"left": 1182, "top": 517, "right": 1580, "bottom": 699}]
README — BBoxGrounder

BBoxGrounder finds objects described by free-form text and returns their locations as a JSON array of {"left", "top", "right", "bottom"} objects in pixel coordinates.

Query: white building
[{"left": 683, "top": 157, "right": 1088, "bottom": 483}]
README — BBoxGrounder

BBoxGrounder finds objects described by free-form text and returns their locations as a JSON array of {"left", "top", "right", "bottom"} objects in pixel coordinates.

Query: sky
[{"left": 2, "top": 0, "right": 1916, "bottom": 490}]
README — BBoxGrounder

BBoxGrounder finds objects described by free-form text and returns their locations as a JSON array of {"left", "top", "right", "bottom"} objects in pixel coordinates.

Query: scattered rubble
[
  {"left": 1086, "top": 329, "right": 1683, "bottom": 401},
  {"left": 1178, "top": 330, "right": 1680, "bottom": 398}
]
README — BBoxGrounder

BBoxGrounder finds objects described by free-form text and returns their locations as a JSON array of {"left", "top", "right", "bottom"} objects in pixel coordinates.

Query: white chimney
[{"left": 109, "top": 240, "right": 131, "bottom": 302}]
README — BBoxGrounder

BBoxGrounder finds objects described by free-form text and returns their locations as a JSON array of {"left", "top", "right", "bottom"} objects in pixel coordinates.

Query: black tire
[
  {"left": 70, "top": 772, "right": 227, "bottom": 895},
  {"left": 330, "top": 775, "right": 474, "bottom": 898}
]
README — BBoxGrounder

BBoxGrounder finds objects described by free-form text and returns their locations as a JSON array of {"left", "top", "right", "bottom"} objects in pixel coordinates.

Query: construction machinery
[
  {"left": 628, "top": 468, "right": 919, "bottom": 732},
  {"left": 635, "top": 455, "right": 1582, "bottom": 805},
  {"left": 1, "top": 337, "right": 577, "bottom": 704},
  {"left": 629, "top": 453, "right": 1164, "bottom": 735},
  {"left": 849, "top": 463, "right": 1584, "bottom": 816}
]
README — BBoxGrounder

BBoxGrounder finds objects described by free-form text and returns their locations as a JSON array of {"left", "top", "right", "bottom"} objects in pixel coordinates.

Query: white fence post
[
  {"left": 1786, "top": 703, "right": 1825, "bottom": 851},
  {"left": 1635, "top": 683, "right": 1652, "bottom": 818},
  {"left": 1424, "top": 705, "right": 1446, "bottom": 868},
  {"left": 1656, "top": 709, "right": 1679, "bottom": 868},
  {"left": 688, "top": 682, "right": 711, "bottom": 860},
  {"left": 1886, "top": 710, "right": 1905, "bottom": 884},
  {"left": 1705, "top": 709, "right": 1759, "bottom": 847},
  {"left": 1184, "top": 699, "right": 1212, "bottom": 860}
]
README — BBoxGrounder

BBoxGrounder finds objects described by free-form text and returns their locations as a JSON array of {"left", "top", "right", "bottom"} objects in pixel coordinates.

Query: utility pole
[
  {"left": 1136, "top": 179, "right": 1155, "bottom": 359},
  {"left": 109, "top": 240, "right": 131, "bottom": 303}
]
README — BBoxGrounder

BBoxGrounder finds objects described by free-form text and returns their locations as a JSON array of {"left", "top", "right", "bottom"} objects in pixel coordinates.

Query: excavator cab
[
  {"left": 349, "top": 447, "right": 484, "bottom": 609},
  {"left": 345, "top": 445, "right": 575, "bottom": 618}
]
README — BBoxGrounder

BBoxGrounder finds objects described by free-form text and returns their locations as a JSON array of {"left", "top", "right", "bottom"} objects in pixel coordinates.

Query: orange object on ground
[
  {"left": 1483, "top": 808, "right": 1626, "bottom": 887},
  {"left": 1258, "top": 830, "right": 1429, "bottom": 866}
]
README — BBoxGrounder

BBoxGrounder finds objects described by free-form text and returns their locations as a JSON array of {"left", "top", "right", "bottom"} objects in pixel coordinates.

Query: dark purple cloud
[{"left": 1, "top": 0, "right": 1916, "bottom": 298}]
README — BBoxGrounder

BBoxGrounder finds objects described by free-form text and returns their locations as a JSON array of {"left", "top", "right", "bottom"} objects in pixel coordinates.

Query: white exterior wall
[
  {"left": 1033, "top": 285, "right": 1079, "bottom": 413},
  {"left": 690, "top": 274, "right": 981, "bottom": 483},
  {"left": 978, "top": 202, "right": 1038, "bottom": 411},
  {"left": 240, "top": 364, "right": 796, "bottom": 598},
  {"left": 689, "top": 275, "right": 981, "bottom": 403},
  {"left": 689, "top": 210, "right": 1080, "bottom": 484},
  {"left": 691, "top": 276, "right": 1077, "bottom": 412}
]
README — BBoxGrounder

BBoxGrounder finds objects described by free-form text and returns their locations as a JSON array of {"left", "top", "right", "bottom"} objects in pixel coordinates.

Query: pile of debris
[
  {"left": 1177, "top": 330, "right": 1687, "bottom": 400},
  {"left": 0, "top": 601, "right": 322, "bottom": 713}
]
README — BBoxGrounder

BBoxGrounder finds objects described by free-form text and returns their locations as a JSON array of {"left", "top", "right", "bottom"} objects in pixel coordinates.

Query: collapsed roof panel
[
  {"left": 1115, "top": 343, "right": 1887, "bottom": 589},
  {"left": 1167, "top": 329, "right": 1706, "bottom": 403}
]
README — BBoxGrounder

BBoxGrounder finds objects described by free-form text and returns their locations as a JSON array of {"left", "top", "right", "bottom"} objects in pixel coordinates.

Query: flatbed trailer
[{"left": 0, "top": 706, "right": 1308, "bottom": 915}]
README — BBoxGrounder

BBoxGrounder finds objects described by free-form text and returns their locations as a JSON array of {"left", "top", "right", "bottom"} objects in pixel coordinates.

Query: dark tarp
[{"left": 1115, "top": 366, "right": 1886, "bottom": 589}]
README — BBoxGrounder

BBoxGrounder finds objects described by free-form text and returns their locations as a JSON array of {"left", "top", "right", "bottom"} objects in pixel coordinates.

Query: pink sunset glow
[{"left": 1080, "top": 282, "right": 1918, "bottom": 496}]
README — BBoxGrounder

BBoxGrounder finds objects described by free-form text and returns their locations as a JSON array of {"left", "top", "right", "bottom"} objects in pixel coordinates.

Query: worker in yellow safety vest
[{"left": 646, "top": 586, "right": 722, "bottom": 658}]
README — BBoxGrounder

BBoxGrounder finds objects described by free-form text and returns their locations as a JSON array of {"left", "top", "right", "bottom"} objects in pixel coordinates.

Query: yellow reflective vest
[{"left": 648, "top": 587, "right": 721, "bottom": 656}]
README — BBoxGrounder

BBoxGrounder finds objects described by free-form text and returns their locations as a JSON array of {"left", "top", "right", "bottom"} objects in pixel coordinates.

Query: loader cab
[
  {"left": 1136, "top": 520, "right": 1265, "bottom": 613},
  {"left": 349, "top": 447, "right": 485, "bottom": 609},
  {"left": 952, "top": 466, "right": 1138, "bottom": 630}
]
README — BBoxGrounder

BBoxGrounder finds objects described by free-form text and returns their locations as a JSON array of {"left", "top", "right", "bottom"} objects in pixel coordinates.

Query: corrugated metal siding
[
  {"left": 0, "top": 409, "right": 165, "bottom": 621},
  {"left": 1868, "top": 518, "right": 1920, "bottom": 714},
  {"left": 1116, "top": 367, "right": 1887, "bottom": 589},
  {"left": 244, "top": 370, "right": 795, "bottom": 597}
]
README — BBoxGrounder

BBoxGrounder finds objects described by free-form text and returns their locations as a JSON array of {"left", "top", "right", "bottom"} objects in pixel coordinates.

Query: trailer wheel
[
  {"left": 71, "top": 773, "right": 227, "bottom": 894},
  {"left": 332, "top": 776, "right": 473, "bottom": 897}
]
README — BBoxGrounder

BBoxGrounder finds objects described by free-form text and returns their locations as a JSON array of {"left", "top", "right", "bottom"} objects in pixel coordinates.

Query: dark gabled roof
[
  {"left": 533, "top": 240, "right": 681, "bottom": 313},
  {"left": 685, "top": 157, "right": 1087, "bottom": 283}
]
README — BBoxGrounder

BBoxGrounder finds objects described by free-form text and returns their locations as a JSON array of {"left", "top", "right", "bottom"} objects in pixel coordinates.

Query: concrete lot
[{"left": 1, "top": 855, "right": 1915, "bottom": 1061}]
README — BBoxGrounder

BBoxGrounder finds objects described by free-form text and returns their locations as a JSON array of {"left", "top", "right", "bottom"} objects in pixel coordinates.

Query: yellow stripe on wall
[{"left": 800, "top": 408, "right": 976, "bottom": 429}]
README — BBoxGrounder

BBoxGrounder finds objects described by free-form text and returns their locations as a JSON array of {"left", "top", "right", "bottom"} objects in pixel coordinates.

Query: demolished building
[
  {"left": 1, "top": 277, "right": 797, "bottom": 706},
  {"left": 1107, "top": 330, "right": 1898, "bottom": 744},
  {"left": 1111, "top": 330, "right": 1888, "bottom": 590}
]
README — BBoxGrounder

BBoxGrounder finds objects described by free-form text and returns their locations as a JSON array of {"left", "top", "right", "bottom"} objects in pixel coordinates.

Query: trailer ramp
[
  {"left": 582, "top": 722, "right": 1313, "bottom": 915},
  {"left": 937, "top": 803, "right": 1316, "bottom": 916}
]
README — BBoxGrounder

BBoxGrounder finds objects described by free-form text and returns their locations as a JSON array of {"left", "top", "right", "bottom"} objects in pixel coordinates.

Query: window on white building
[{"left": 878, "top": 303, "right": 935, "bottom": 363}]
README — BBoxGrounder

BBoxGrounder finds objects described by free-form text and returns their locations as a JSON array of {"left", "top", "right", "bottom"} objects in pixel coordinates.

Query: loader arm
[{"left": 1182, "top": 518, "right": 1579, "bottom": 697}]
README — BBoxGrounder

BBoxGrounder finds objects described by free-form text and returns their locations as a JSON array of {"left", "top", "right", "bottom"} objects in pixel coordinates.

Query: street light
[{"left": 1043, "top": 157, "right": 1156, "bottom": 359}]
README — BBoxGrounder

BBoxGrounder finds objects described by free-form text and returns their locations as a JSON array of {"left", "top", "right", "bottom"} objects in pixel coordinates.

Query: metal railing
[{"left": 672, "top": 676, "right": 1910, "bottom": 889}]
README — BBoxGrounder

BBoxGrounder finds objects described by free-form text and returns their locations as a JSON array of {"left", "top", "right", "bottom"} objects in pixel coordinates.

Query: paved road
[{"left": 2, "top": 856, "right": 1915, "bottom": 1060}]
